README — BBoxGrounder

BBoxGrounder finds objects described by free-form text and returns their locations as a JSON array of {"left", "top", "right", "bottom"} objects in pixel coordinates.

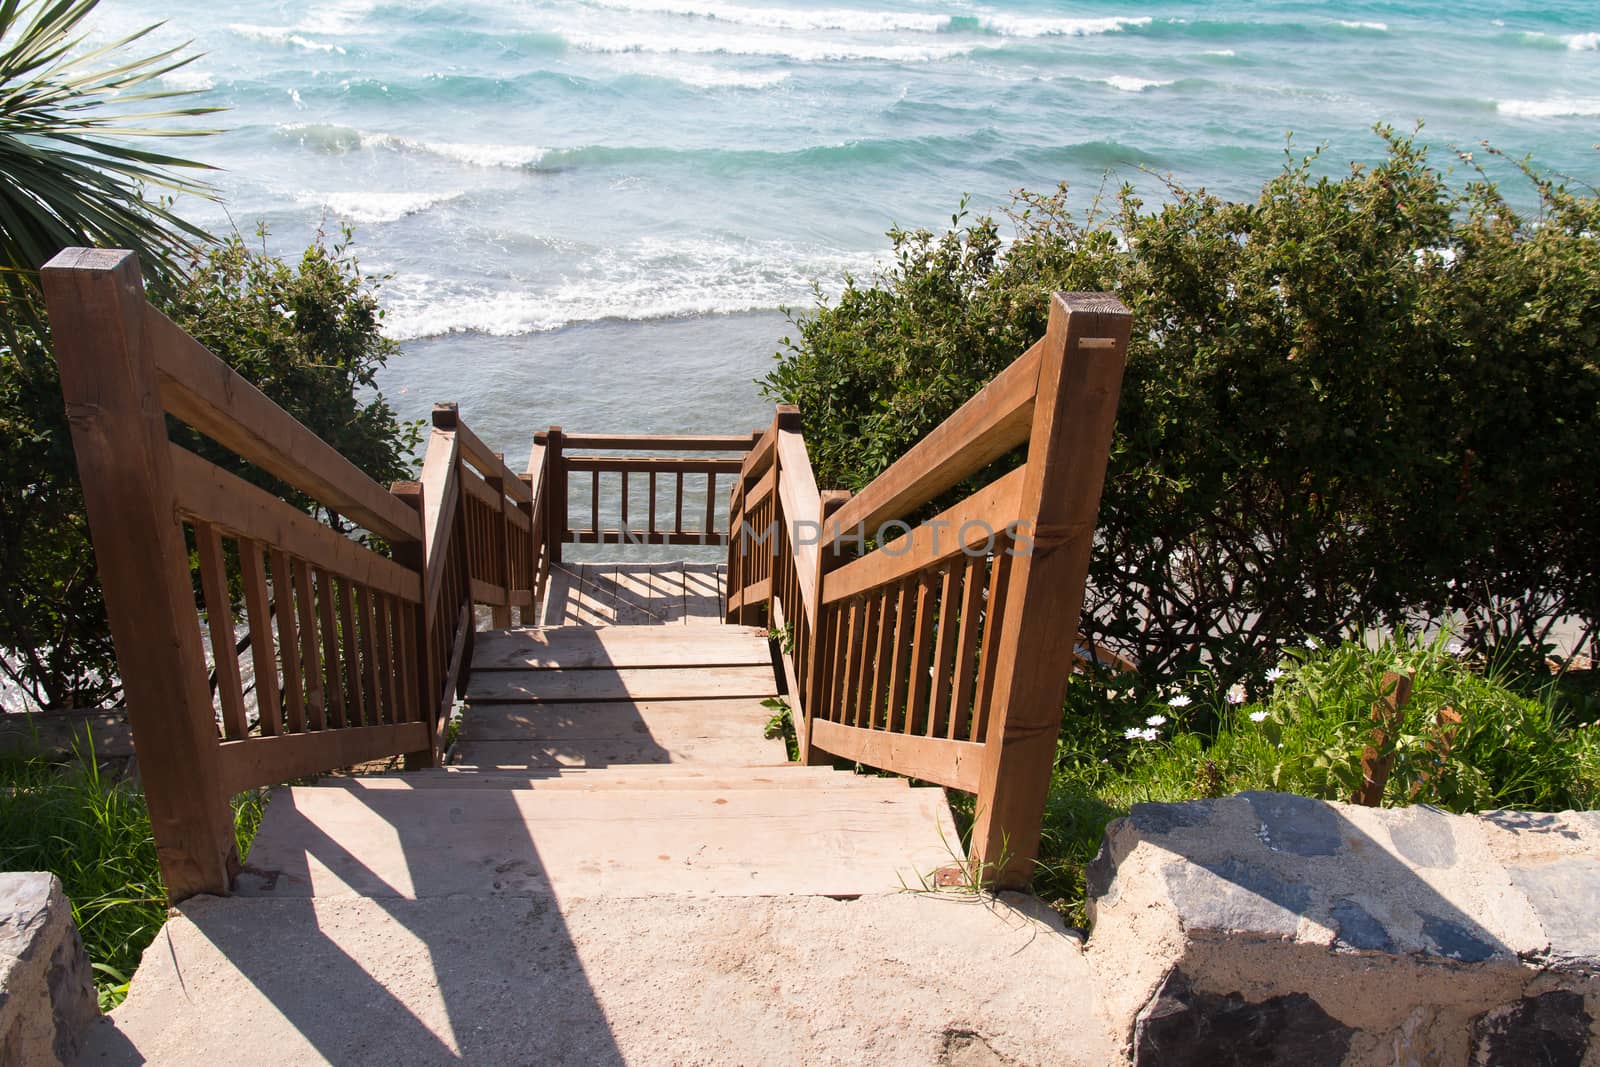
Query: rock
[
  {"left": 1085, "top": 793, "right": 1600, "bottom": 1066},
  {"left": 0, "top": 872, "right": 100, "bottom": 1066}
]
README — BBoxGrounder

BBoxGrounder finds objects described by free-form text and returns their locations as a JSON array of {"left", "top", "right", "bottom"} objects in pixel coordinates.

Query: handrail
[{"left": 724, "top": 292, "right": 1130, "bottom": 888}]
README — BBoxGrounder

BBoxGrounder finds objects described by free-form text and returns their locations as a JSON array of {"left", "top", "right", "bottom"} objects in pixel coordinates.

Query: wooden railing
[
  {"left": 542, "top": 430, "right": 760, "bottom": 554},
  {"left": 41, "top": 249, "right": 555, "bottom": 901},
  {"left": 725, "top": 292, "right": 1130, "bottom": 886}
]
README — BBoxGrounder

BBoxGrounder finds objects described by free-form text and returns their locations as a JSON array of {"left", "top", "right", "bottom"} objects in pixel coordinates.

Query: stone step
[{"left": 237, "top": 780, "right": 960, "bottom": 899}]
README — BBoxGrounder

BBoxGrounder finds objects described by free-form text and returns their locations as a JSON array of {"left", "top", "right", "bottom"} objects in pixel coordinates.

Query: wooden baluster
[
  {"left": 238, "top": 538, "right": 282, "bottom": 736},
  {"left": 972, "top": 293, "right": 1130, "bottom": 887},
  {"left": 648, "top": 470, "right": 658, "bottom": 537},
  {"left": 591, "top": 469, "right": 601, "bottom": 540},
  {"left": 926, "top": 564, "right": 960, "bottom": 739},
  {"left": 42, "top": 247, "right": 235, "bottom": 899},
  {"left": 948, "top": 554, "right": 985, "bottom": 741},
  {"left": 195, "top": 522, "right": 248, "bottom": 741},
  {"left": 970, "top": 548, "right": 1014, "bottom": 743},
  {"left": 904, "top": 570, "right": 937, "bottom": 735},
  {"left": 620, "top": 469, "right": 629, "bottom": 538},
  {"left": 357, "top": 586, "right": 382, "bottom": 726},
  {"left": 338, "top": 576, "right": 366, "bottom": 726},
  {"left": 846, "top": 597, "right": 871, "bottom": 728},
  {"left": 704, "top": 471, "right": 716, "bottom": 542},
  {"left": 373, "top": 591, "right": 396, "bottom": 724},
  {"left": 397, "top": 600, "right": 420, "bottom": 724},
  {"left": 292, "top": 559, "right": 325, "bottom": 731},
  {"left": 674, "top": 472, "right": 684, "bottom": 536},
  {"left": 885, "top": 580, "right": 914, "bottom": 733},
  {"left": 268, "top": 549, "right": 307, "bottom": 733},
  {"left": 315, "top": 568, "right": 346, "bottom": 729}
]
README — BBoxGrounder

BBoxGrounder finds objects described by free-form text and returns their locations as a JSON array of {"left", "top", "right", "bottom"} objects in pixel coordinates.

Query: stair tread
[
  {"left": 466, "top": 666, "right": 776, "bottom": 703},
  {"left": 312, "top": 769, "right": 909, "bottom": 792},
  {"left": 238, "top": 781, "right": 959, "bottom": 899},
  {"left": 473, "top": 624, "right": 771, "bottom": 670}
]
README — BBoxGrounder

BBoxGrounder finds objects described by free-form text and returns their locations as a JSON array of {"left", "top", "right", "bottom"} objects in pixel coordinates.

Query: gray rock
[
  {"left": 0, "top": 872, "right": 99, "bottom": 1067},
  {"left": 1505, "top": 858, "right": 1600, "bottom": 959},
  {"left": 1132, "top": 969, "right": 1354, "bottom": 1067},
  {"left": 1470, "top": 990, "right": 1591, "bottom": 1067},
  {"left": 1242, "top": 790, "right": 1344, "bottom": 857},
  {"left": 1386, "top": 805, "right": 1458, "bottom": 869}
]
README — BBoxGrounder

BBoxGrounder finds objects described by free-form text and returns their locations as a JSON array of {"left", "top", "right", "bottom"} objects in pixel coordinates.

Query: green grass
[
  {"left": 1028, "top": 632, "right": 1600, "bottom": 929},
  {"left": 0, "top": 748, "right": 265, "bottom": 1009}
]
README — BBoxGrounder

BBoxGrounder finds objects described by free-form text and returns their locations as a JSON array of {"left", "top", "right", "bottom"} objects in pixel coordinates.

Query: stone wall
[
  {"left": 1, "top": 872, "right": 100, "bottom": 1066},
  {"left": 1085, "top": 793, "right": 1599, "bottom": 1066}
]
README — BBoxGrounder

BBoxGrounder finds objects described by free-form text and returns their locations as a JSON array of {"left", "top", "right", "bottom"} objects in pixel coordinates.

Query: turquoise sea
[{"left": 92, "top": 0, "right": 1600, "bottom": 448}]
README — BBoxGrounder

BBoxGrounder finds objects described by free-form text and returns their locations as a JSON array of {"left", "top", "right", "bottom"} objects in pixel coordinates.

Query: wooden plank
[
  {"left": 418, "top": 427, "right": 462, "bottom": 623},
  {"left": 357, "top": 586, "right": 382, "bottom": 727},
  {"left": 269, "top": 549, "right": 308, "bottom": 734},
  {"left": 564, "top": 456, "right": 744, "bottom": 475},
  {"left": 972, "top": 292, "right": 1131, "bottom": 887},
  {"left": 822, "top": 339, "right": 1040, "bottom": 553},
  {"left": 886, "top": 580, "right": 914, "bottom": 733},
  {"left": 971, "top": 550, "right": 1013, "bottom": 743},
  {"left": 147, "top": 306, "right": 420, "bottom": 546},
  {"left": 397, "top": 599, "right": 420, "bottom": 724},
  {"left": 868, "top": 586, "right": 894, "bottom": 730},
  {"left": 195, "top": 522, "right": 248, "bottom": 741},
  {"left": 926, "top": 563, "right": 960, "bottom": 739},
  {"left": 448, "top": 413, "right": 531, "bottom": 502},
  {"left": 374, "top": 592, "right": 396, "bottom": 725},
  {"left": 948, "top": 555, "right": 984, "bottom": 741},
  {"left": 315, "top": 568, "right": 346, "bottom": 729},
  {"left": 821, "top": 465, "right": 1026, "bottom": 605},
  {"left": 774, "top": 424, "right": 822, "bottom": 620},
  {"left": 682, "top": 562, "right": 724, "bottom": 624},
  {"left": 239, "top": 539, "right": 282, "bottom": 736},
  {"left": 169, "top": 445, "right": 421, "bottom": 604},
  {"left": 338, "top": 577, "right": 366, "bottom": 727},
  {"left": 459, "top": 698, "right": 780, "bottom": 743},
  {"left": 851, "top": 597, "right": 876, "bottom": 728},
  {"left": 809, "top": 718, "right": 982, "bottom": 793},
  {"left": 218, "top": 722, "right": 431, "bottom": 794},
  {"left": 292, "top": 560, "right": 326, "bottom": 731},
  {"left": 470, "top": 578, "right": 509, "bottom": 607},
  {"left": 904, "top": 572, "right": 936, "bottom": 735},
  {"left": 561, "top": 433, "right": 758, "bottom": 451},
  {"left": 472, "top": 627, "right": 772, "bottom": 669},
  {"left": 466, "top": 666, "right": 776, "bottom": 703}
]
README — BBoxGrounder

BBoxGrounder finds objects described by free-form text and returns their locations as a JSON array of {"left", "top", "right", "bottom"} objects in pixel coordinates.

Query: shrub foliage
[{"left": 766, "top": 129, "right": 1600, "bottom": 684}]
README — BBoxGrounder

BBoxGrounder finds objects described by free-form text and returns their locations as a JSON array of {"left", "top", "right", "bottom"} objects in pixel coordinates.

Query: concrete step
[
  {"left": 346, "top": 768, "right": 908, "bottom": 792},
  {"left": 237, "top": 777, "right": 960, "bottom": 899}
]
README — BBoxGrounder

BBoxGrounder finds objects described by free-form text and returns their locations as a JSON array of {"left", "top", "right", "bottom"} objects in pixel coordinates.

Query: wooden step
[
  {"left": 472, "top": 625, "right": 771, "bottom": 670},
  {"left": 450, "top": 736, "right": 788, "bottom": 769},
  {"left": 465, "top": 666, "right": 776, "bottom": 703},
  {"left": 236, "top": 781, "right": 960, "bottom": 899}
]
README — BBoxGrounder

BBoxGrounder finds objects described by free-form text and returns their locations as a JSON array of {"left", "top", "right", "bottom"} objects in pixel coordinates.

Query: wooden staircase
[{"left": 236, "top": 593, "right": 961, "bottom": 901}]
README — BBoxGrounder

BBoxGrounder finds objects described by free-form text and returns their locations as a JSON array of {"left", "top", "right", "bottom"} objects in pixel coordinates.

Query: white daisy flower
[
  {"left": 1226, "top": 684, "right": 1247, "bottom": 704},
  {"left": 1265, "top": 667, "right": 1285, "bottom": 683},
  {"left": 1303, "top": 637, "right": 1319, "bottom": 650},
  {"left": 1138, "top": 727, "right": 1160, "bottom": 742},
  {"left": 1249, "top": 710, "right": 1269, "bottom": 723},
  {"left": 1145, "top": 714, "right": 1168, "bottom": 727},
  {"left": 1168, "top": 694, "right": 1192, "bottom": 708},
  {"left": 1124, "top": 727, "right": 1143, "bottom": 740}
]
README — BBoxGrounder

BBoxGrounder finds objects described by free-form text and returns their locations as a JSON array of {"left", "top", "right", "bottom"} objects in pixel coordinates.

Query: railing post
[
  {"left": 546, "top": 425, "right": 566, "bottom": 564},
  {"left": 970, "top": 292, "right": 1130, "bottom": 888},
  {"left": 391, "top": 481, "right": 440, "bottom": 768},
  {"left": 41, "top": 248, "right": 238, "bottom": 901},
  {"left": 487, "top": 450, "right": 514, "bottom": 629},
  {"left": 799, "top": 489, "right": 851, "bottom": 765}
]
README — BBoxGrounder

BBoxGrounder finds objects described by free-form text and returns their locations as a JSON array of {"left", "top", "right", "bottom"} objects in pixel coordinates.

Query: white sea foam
[
  {"left": 1204, "top": 49, "right": 1236, "bottom": 57},
  {"left": 295, "top": 190, "right": 465, "bottom": 224},
  {"left": 575, "top": 0, "right": 1148, "bottom": 38},
  {"left": 980, "top": 14, "right": 1151, "bottom": 37},
  {"left": 621, "top": 57, "right": 793, "bottom": 88},
  {"left": 229, "top": 23, "right": 346, "bottom": 53},
  {"left": 378, "top": 238, "right": 884, "bottom": 340},
  {"left": 297, "top": 0, "right": 377, "bottom": 35},
  {"left": 1565, "top": 32, "right": 1600, "bottom": 50},
  {"left": 1498, "top": 96, "right": 1600, "bottom": 118},
  {"left": 562, "top": 26, "right": 976, "bottom": 62},
  {"left": 385, "top": 138, "right": 548, "bottom": 168},
  {"left": 1338, "top": 20, "right": 1388, "bottom": 31},
  {"left": 160, "top": 68, "right": 215, "bottom": 91},
  {"left": 1099, "top": 75, "right": 1174, "bottom": 93}
]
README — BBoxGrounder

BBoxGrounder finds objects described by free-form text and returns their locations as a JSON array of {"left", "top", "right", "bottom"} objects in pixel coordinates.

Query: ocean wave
[
  {"left": 1337, "top": 20, "right": 1389, "bottom": 32},
  {"left": 160, "top": 68, "right": 216, "bottom": 91},
  {"left": 295, "top": 190, "right": 465, "bottom": 224},
  {"left": 378, "top": 238, "right": 884, "bottom": 340},
  {"left": 277, "top": 124, "right": 547, "bottom": 169},
  {"left": 229, "top": 23, "right": 347, "bottom": 54},
  {"left": 1097, "top": 75, "right": 1175, "bottom": 93},
  {"left": 574, "top": 0, "right": 1148, "bottom": 39},
  {"left": 1203, "top": 49, "right": 1236, "bottom": 57},
  {"left": 617, "top": 57, "right": 793, "bottom": 89},
  {"left": 560, "top": 26, "right": 977, "bottom": 62},
  {"left": 1498, "top": 96, "right": 1600, "bottom": 119},
  {"left": 1565, "top": 32, "right": 1600, "bottom": 50}
]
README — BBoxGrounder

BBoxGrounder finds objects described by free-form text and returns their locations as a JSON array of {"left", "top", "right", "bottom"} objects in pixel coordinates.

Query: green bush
[
  {"left": 0, "top": 751, "right": 264, "bottom": 1008},
  {"left": 0, "top": 229, "right": 417, "bottom": 709},
  {"left": 766, "top": 129, "right": 1600, "bottom": 686}
]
